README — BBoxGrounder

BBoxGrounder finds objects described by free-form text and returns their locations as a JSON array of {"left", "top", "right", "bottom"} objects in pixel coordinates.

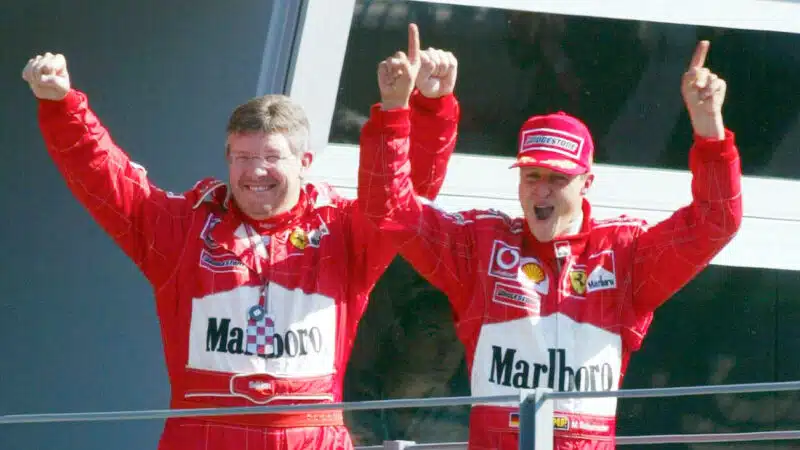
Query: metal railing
[{"left": 3, "top": 381, "right": 800, "bottom": 449}]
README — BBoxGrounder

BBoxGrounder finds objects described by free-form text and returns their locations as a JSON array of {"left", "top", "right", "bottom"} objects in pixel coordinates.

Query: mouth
[
  {"left": 244, "top": 183, "right": 278, "bottom": 193},
  {"left": 533, "top": 206, "right": 555, "bottom": 221}
]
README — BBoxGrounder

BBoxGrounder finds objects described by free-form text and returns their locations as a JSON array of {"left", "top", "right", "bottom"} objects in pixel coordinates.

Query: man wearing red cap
[{"left": 358, "top": 37, "right": 743, "bottom": 449}]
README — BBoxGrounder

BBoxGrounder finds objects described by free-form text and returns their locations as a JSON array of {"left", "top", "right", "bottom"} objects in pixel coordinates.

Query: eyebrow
[{"left": 230, "top": 150, "right": 283, "bottom": 156}]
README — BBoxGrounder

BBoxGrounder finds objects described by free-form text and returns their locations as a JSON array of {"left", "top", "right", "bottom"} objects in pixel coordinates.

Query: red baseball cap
[{"left": 510, "top": 111, "right": 594, "bottom": 175}]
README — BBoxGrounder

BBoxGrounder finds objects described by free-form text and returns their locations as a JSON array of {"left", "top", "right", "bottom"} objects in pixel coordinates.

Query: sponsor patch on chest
[
  {"left": 492, "top": 282, "right": 541, "bottom": 314},
  {"left": 488, "top": 345, "right": 615, "bottom": 392},
  {"left": 488, "top": 240, "right": 550, "bottom": 293},
  {"left": 487, "top": 240, "right": 553, "bottom": 313},
  {"left": 188, "top": 285, "right": 337, "bottom": 377},
  {"left": 585, "top": 250, "right": 616, "bottom": 293},
  {"left": 199, "top": 249, "right": 248, "bottom": 273},
  {"left": 288, "top": 216, "right": 330, "bottom": 251},
  {"left": 470, "top": 315, "right": 622, "bottom": 416}
]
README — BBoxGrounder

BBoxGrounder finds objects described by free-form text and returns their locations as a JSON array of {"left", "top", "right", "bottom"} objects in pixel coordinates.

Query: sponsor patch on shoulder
[{"left": 200, "top": 214, "right": 222, "bottom": 249}]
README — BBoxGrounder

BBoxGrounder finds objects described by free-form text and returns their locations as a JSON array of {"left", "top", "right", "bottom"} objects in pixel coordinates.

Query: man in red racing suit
[
  {"left": 358, "top": 40, "right": 743, "bottom": 449},
  {"left": 23, "top": 42, "right": 459, "bottom": 450}
]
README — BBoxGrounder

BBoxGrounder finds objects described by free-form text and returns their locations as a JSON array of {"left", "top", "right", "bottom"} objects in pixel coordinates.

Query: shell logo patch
[
  {"left": 518, "top": 257, "right": 549, "bottom": 295},
  {"left": 521, "top": 262, "right": 546, "bottom": 284}
]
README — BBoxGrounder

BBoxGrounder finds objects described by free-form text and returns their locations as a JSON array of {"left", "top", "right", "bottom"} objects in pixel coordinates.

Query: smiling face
[
  {"left": 227, "top": 132, "right": 311, "bottom": 220},
  {"left": 224, "top": 94, "right": 312, "bottom": 220},
  {"left": 518, "top": 166, "right": 594, "bottom": 242}
]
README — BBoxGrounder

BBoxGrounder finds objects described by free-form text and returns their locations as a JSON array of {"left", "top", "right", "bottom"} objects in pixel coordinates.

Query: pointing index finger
[
  {"left": 689, "top": 40, "right": 710, "bottom": 68},
  {"left": 408, "top": 23, "right": 420, "bottom": 64}
]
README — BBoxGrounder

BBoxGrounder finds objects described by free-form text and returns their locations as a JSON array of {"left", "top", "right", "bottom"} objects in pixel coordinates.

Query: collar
[{"left": 232, "top": 189, "right": 309, "bottom": 234}]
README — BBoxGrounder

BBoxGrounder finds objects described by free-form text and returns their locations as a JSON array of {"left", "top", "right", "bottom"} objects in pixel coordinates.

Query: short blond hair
[{"left": 226, "top": 95, "right": 310, "bottom": 156}]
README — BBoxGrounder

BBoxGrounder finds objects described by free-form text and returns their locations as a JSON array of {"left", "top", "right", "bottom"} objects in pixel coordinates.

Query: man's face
[
  {"left": 518, "top": 166, "right": 593, "bottom": 242},
  {"left": 227, "top": 131, "right": 311, "bottom": 220}
]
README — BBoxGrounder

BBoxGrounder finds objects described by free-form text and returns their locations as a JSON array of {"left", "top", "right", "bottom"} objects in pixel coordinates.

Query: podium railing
[{"left": 3, "top": 381, "right": 800, "bottom": 448}]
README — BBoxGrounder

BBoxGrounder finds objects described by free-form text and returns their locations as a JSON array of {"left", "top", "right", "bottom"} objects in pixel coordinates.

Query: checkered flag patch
[{"left": 246, "top": 316, "right": 275, "bottom": 355}]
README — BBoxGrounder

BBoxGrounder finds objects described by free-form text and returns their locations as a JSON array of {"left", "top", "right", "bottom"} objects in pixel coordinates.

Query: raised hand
[
  {"left": 378, "top": 23, "right": 421, "bottom": 110},
  {"left": 681, "top": 41, "right": 726, "bottom": 139},
  {"left": 22, "top": 52, "right": 71, "bottom": 101},
  {"left": 417, "top": 48, "right": 458, "bottom": 99}
]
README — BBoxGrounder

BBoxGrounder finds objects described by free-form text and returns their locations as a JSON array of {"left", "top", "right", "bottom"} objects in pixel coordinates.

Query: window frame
[{"left": 287, "top": 0, "right": 800, "bottom": 271}]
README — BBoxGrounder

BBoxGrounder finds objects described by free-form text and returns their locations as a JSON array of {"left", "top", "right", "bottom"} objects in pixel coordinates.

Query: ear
[
  {"left": 224, "top": 140, "right": 232, "bottom": 163},
  {"left": 300, "top": 151, "right": 313, "bottom": 173},
  {"left": 580, "top": 173, "right": 595, "bottom": 196}
]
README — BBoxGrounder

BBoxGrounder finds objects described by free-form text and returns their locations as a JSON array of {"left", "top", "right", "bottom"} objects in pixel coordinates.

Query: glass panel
[
  {"left": 330, "top": 0, "right": 800, "bottom": 179},
  {"left": 345, "top": 258, "right": 470, "bottom": 445},
  {"left": 345, "top": 259, "right": 781, "bottom": 446},
  {"left": 774, "top": 270, "right": 800, "bottom": 437},
  {"left": 616, "top": 266, "right": 778, "bottom": 443}
]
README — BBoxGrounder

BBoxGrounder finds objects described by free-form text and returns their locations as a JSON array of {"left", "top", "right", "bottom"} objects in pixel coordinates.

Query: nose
[
  {"left": 252, "top": 166, "right": 268, "bottom": 177},
  {"left": 533, "top": 179, "right": 552, "bottom": 198}
]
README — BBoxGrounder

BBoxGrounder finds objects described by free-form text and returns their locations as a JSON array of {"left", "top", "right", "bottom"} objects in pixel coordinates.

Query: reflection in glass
[
  {"left": 345, "top": 258, "right": 470, "bottom": 445},
  {"left": 331, "top": 0, "right": 800, "bottom": 178}
]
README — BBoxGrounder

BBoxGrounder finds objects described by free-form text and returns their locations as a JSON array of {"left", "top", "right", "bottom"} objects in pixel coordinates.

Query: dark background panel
[
  {"left": 0, "top": 1, "right": 279, "bottom": 449},
  {"left": 331, "top": 0, "right": 800, "bottom": 179},
  {"left": 617, "top": 266, "right": 779, "bottom": 449},
  {"left": 774, "top": 271, "right": 800, "bottom": 437}
]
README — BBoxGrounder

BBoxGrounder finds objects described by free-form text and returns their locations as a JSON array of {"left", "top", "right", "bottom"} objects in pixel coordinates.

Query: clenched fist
[
  {"left": 417, "top": 48, "right": 458, "bottom": 99},
  {"left": 681, "top": 41, "right": 726, "bottom": 139},
  {"left": 22, "top": 52, "right": 71, "bottom": 101},
  {"left": 378, "top": 23, "right": 421, "bottom": 110}
]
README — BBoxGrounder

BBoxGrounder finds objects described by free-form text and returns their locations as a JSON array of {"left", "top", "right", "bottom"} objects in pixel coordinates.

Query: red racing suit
[
  {"left": 37, "top": 88, "right": 459, "bottom": 450},
  {"left": 358, "top": 105, "right": 743, "bottom": 449}
]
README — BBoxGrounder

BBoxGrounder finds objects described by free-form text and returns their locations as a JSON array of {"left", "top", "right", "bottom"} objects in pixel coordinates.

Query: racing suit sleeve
[
  {"left": 356, "top": 97, "right": 477, "bottom": 315},
  {"left": 407, "top": 89, "right": 459, "bottom": 199},
  {"left": 348, "top": 91, "right": 461, "bottom": 298},
  {"left": 631, "top": 130, "right": 743, "bottom": 316},
  {"left": 37, "top": 89, "right": 190, "bottom": 288}
]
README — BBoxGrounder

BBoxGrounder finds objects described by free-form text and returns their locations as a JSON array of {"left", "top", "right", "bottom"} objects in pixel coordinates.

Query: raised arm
[
  {"left": 355, "top": 24, "right": 477, "bottom": 310},
  {"left": 23, "top": 53, "right": 189, "bottom": 287},
  {"left": 631, "top": 41, "right": 743, "bottom": 316},
  {"left": 407, "top": 42, "right": 460, "bottom": 199},
  {"left": 407, "top": 89, "right": 459, "bottom": 199},
  {"left": 348, "top": 24, "right": 462, "bottom": 293}
]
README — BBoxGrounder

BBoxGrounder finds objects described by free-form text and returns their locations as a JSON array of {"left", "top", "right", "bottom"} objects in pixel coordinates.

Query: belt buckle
[{"left": 229, "top": 373, "right": 277, "bottom": 404}]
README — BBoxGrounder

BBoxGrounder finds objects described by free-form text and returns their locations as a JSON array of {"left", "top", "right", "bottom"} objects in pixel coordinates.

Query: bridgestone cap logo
[
  {"left": 525, "top": 135, "right": 578, "bottom": 151},
  {"left": 520, "top": 128, "right": 585, "bottom": 159}
]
